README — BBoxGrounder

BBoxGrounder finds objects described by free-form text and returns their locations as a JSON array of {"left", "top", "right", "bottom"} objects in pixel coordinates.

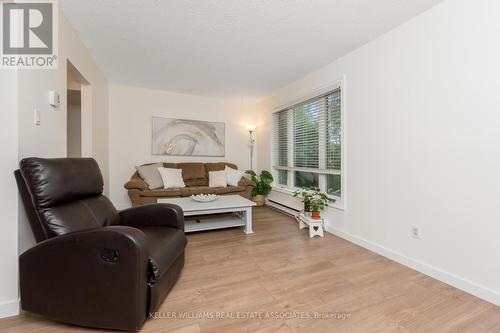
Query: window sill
[{"left": 271, "top": 186, "right": 345, "bottom": 211}]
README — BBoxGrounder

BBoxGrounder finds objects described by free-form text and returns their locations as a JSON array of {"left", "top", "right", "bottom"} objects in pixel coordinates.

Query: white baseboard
[
  {"left": 0, "top": 299, "right": 20, "bottom": 318},
  {"left": 324, "top": 224, "right": 500, "bottom": 307},
  {"left": 266, "top": 200, "right": 300, "bottom": 217}
]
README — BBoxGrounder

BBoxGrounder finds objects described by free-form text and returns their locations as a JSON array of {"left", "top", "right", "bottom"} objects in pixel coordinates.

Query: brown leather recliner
[{"left": 15, "top": 157, "right": 187, "bottom": 331}]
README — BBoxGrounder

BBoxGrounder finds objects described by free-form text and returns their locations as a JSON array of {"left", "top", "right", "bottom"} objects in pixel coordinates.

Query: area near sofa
[
  {"left": 124, "top": 162, "right": 254, "bottom": 206},
  {"left": 159, "top": 195, "right": 256, "bottom": 234}
]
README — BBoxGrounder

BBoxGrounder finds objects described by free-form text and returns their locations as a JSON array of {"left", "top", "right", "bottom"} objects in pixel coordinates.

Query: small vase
[{"left": 311, "top": 211, "right": 321, "bottom": 219}]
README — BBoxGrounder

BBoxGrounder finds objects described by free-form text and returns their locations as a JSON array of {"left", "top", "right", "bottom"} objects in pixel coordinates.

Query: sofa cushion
[
  {"left": 140, "top": 189, "right": 183, "bottom": 197},
  {"left": 205, "top": 162, "right": 238, "bottom": 175},
  {"left": 176, "top": 163, "right": 207, "bottom": 188},
  {"left": 214, "top": 186, "right": 246, "bottom": 194},
  {"left": 162, "top": 163, "right": 178, "bottom": 169},
  {"left": 177, "top": 163, "right": 206, "bottom": 180},
  {"left": 184, "top": 178, "right": 209, "bottom": 187},
  {"left": 138, "top": 226, "right": 187, "bottom": 282},
  {"left": 140, "top": 185, "right": 246, "bottom": 198},
  {"left": 124, "top": 175, "right": 148, "bottom": 190}
]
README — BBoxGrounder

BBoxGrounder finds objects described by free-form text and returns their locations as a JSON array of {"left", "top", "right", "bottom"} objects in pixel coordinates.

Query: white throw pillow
[
  {"left": 225, "top": 166, "right": 244, "bottom": 186},
  {"left": 157, "top": 167, "right": 185, "bottom": 188},
  {"left": 209, "top": 170, "right": 227, "bottom": 188}
]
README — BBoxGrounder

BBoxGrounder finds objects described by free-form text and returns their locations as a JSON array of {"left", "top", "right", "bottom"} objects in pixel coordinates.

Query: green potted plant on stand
[
  {"left": 245, "top": 170, "right": 274, "bottom": 206},
  {"left": 294, "top": 187, "right": 335, "bottom": 219}
]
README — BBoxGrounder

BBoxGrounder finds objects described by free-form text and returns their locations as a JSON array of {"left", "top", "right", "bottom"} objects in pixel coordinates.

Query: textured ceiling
[{"left": 59, "top": 0, "right": 444, "bottom": 99}]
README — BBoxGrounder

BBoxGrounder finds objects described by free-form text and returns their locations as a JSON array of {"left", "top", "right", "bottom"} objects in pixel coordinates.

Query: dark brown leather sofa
[{"left": 15, "top": 157, "right": 187, "bottom": 331}]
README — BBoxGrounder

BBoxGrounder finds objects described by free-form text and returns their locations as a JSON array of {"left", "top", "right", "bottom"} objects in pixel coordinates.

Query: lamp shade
[{"left": 246, "top": 124, "right": 257, "bottom": 131}]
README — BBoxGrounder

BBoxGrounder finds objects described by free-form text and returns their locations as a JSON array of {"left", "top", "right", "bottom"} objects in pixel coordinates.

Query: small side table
[{"left": 297, "top": 213, "right": 325, "bottom": 238}]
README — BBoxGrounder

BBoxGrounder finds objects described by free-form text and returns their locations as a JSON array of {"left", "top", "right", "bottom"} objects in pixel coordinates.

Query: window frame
[{"left": 271, "top": 78, "right": 346, "bottom": 210}]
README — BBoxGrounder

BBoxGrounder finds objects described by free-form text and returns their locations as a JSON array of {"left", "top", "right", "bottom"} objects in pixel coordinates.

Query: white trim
[
  {"left": 324, "top": 225, "right": 500, "bottom": 307},
  {"left": 270, "top": 76, "right": 346, "bottom": 209},
  {"left": 0, "top": 299, "right": 20, "bottom": 318},
  {"left": 273, "top": 165, "right": 341, "bottom": 175},
  {"left": 266, "top": 200, "right": 300, "bottom": 217},
  {"left": 339, "top": 75, "right": 347, "bottom": 211},
  {"left": 271, "top": 186, "right": 344, "bottom": 211},
  {"left": 272, "top": 80, "right": 343, "bottom": 112},
  {"left": 271, "top": 185, "right": 296, "bottom": 195}
]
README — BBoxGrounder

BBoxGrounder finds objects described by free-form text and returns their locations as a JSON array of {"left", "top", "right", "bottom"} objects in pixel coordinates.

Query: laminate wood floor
[{"left": 1, "top": 206, "right": 500, "bottom": 333}]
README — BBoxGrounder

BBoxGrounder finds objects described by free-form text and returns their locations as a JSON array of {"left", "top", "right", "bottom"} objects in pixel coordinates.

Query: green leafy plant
[
  {"left": 245, "top": 170, "right": 274, "bottom": 197},
  {"left": 293, "top": 187, "right": 335, "bottom": 212}
]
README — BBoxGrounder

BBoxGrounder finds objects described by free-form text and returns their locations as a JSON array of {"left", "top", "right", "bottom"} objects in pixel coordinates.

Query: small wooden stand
[{"left": 297, "top": 212, "right": 325, "bottom": 238}]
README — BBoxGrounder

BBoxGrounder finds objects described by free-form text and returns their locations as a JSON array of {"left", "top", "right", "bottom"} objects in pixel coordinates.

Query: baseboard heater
[{"left": 266, "top": 189, "right": 303, "bottom": 217}]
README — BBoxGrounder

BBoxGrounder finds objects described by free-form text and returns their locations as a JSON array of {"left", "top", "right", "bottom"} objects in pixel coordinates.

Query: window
[{"left": 272, "top": 87, "right": 342, "bottom": 202}]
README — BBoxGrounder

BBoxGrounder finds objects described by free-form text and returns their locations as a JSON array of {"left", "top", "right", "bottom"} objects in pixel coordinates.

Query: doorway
[{"left": 66, "top": 61, "right": 90, "bottom": 157}]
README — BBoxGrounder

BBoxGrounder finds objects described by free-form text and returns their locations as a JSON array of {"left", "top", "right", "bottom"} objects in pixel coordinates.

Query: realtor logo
[{"left": 1, "top": 0, "right": 58, "bottom": 69}]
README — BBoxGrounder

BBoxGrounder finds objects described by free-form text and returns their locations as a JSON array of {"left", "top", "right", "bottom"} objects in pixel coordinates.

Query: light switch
[
  {"left": 34, "top": 109, "right": 40, "bottom": 126},
  {"left": 49, "top": 91, "right": 60, "bottom": 107}
]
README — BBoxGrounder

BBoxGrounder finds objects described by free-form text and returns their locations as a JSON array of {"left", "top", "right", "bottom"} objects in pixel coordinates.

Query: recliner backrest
[{"left": 17, "top": 158, "right": 119, "bottom": 241}]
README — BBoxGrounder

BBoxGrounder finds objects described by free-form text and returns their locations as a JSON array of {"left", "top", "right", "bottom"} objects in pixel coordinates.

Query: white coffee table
[{"left": 158, "top": 195, "right": 256, "bottom": 234}]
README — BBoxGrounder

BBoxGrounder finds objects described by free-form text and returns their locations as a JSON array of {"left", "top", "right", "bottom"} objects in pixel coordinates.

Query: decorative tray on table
[{"left": 190, "top": 194, "right": 219, "bottom": 202}]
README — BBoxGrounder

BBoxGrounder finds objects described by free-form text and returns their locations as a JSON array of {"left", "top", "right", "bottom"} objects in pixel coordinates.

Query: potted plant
[
  {"left": 294, "top": 187, "right": 335, "bottom": 219},
  {"left": 245, "top": 170, "right": 274, "bottom": 206}
]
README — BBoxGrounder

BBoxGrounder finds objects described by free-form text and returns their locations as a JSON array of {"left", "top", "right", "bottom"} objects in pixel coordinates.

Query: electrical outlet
[{"left": 411, "top": 226, "right": 420, "bottom": 239}]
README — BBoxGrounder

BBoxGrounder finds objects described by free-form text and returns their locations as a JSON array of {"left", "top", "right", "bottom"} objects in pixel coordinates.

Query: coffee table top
[{"left": 158, "top": 194, "right": 256, "bottom": 213}]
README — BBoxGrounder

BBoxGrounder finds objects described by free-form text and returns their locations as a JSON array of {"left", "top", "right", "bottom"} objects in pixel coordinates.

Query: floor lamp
[{"left": 247, "top": 124, "right": 256, "bottom": 170}]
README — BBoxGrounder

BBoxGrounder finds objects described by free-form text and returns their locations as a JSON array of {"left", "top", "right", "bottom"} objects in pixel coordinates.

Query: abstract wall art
[{"left": 152, "top": 117, "right": 225, "bottom": 156}]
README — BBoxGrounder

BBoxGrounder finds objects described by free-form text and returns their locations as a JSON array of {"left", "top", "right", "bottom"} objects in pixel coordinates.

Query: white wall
[
  {"left": 108, "top": 84, "right": 257, "bottom": 208},
  {"left": 0, "top": 9, "right": 109, "bottom": 318},
  {"left": 17, "top": 11, "right": 109, "bottom": 256},
  {"left": 257, "top": 0, "right": 500, "bottom": 305},
  {"left": 0, "top": 71, "right": 20, "bottom": 317}
]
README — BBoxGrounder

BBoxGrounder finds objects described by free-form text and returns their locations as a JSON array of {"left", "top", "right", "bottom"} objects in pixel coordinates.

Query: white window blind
[{"left": 273, "top": 88, "right": 342, "bottom": 197}]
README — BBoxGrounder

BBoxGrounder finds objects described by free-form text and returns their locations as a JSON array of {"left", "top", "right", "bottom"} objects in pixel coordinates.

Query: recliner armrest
[
  {"left": 119, "top": 203, "right": 185, "bottom": 231},
  {"left": 19, "top": 226, "right": 150, "bottom": 331}
]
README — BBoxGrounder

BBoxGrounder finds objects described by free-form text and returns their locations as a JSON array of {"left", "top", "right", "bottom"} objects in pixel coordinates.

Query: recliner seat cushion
[{"left": 138, "top": 226, "right": 187, "bottom": 282}]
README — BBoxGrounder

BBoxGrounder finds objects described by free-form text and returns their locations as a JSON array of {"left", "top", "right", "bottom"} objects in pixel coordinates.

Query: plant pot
[
  {"left": 252, "top": 195, "right": 266, "bottom": 206},
  {"left": 311, "top": 211, "right": 321, "bottom": 219}
]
